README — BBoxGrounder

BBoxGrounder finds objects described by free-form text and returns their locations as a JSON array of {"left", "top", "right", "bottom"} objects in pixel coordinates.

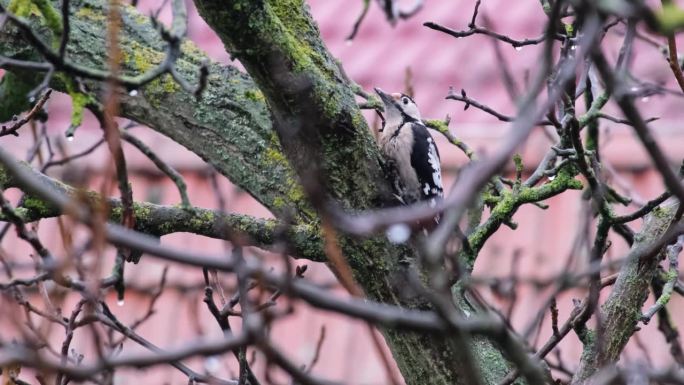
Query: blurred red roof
[{"left": 2, "top": 2, "right": 684, "bottom": 384}]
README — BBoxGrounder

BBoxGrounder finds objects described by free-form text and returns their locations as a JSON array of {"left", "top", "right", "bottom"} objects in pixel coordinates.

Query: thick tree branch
[
  {"left": 0, "top": 163, "right": 326, "bottom": 262},
  {"left": 571, "top": 198, "right": 683, "bottom": 384},
  {"left": 0, "top": 0, "right": 313, "bottom": 221}
]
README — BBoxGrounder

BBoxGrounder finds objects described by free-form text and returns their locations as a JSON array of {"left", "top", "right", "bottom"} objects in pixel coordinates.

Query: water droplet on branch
[{"left": 386, "top": 223, "right": 411, "bottom": 244}]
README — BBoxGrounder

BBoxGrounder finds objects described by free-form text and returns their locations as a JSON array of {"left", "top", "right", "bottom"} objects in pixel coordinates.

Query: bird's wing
[{"left": 410, "top": 122, "right": 444, "bottom": 201}]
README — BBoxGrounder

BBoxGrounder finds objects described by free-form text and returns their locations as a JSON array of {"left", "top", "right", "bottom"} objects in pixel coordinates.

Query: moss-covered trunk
[{"left": 191, "top": 1, "right": 525, "bottom": 384}]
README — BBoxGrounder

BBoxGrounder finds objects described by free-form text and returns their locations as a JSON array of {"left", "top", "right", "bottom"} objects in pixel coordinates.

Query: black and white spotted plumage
[
  {"left": 374, "top": 88, "right": 444, "bottom": 206},
  {"left": 410, "top": 122, "right": 443, "bottom": 202}
]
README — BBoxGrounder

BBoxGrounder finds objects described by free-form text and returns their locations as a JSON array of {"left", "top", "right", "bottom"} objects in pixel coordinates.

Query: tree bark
[{"left": 571, "top": 198, "right": 680, "bottom": 384}]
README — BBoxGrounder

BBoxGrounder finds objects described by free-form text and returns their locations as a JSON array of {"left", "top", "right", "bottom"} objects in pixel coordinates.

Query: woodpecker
[{"left": 374, "top": 88, "right": 443, "bottom": 206}]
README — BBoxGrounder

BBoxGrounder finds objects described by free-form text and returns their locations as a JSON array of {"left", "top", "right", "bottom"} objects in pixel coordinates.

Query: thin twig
[
  {"left": 121, "top": 130, "right": 191, "bottom": 208},
  {"left": 0, "top": 90, "right": 52, "bottom": 137},
  {"left": 424, "top": 21, "right": 553, "bottom": 48}
]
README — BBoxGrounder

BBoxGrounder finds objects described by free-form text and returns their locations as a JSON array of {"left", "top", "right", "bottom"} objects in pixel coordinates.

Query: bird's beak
[
  {"left": 374, "top": 87, "right": 403, "bottom": 105},
  {"left": 374, "top": 87, "right": 394, "bottom": 106}
]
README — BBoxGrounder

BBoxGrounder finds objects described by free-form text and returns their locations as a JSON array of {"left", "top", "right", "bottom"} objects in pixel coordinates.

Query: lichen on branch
[
  {"left": 0, "top": 162, "right": 326, "bottom": 262},
  {"left": 0, "top": 0, "right": 313, "bottom": 220}
]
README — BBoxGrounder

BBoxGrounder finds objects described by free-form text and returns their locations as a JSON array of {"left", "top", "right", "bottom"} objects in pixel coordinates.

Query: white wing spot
[{"left": 426, "top": 137, "right": 443, "bottom": 196}]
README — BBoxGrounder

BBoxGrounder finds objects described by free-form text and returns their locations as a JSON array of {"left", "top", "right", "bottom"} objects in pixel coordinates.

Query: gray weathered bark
[{"left": 571, "top": 199, "right": 681, "bottom": 384}]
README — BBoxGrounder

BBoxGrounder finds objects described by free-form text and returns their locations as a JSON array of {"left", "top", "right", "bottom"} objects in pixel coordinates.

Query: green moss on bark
[
  {"left": 465, "top": 167, "right": 582, "bottom": 266},
  {"left": 0, "top": 72, "right": 39, "bottom": 122},
  {"left": 0, "top": 0, "right": 316, "bottom": 221},
  {"left": 572, "top": 198, "right": 680, "bottom": 384}
]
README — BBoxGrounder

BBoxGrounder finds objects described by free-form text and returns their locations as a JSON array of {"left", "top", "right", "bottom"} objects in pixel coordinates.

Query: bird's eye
[{"left": 402, "top": 97, "right": 409, "bottom": 105}]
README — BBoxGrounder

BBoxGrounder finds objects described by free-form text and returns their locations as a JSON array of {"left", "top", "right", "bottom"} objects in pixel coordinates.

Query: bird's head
[{"left": 374, "top": 88, "right": 421, "bottom": 126}]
